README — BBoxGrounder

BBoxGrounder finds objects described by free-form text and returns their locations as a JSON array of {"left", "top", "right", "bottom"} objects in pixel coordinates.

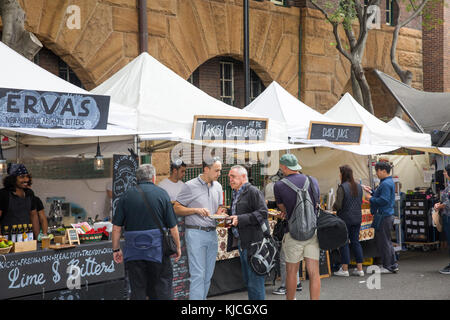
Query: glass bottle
[
  {"left": 16, "top": 224, "right": 23, "bottom": 242},
  {"left": 11, "top": 225, "right": 17, "bottom": 242}
]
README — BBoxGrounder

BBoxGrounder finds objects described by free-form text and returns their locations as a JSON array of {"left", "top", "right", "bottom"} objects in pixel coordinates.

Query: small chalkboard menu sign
[
  {"left": 308, "top": 121, "right": 363, "bottom": 144},
  {"left": 191, "top": 115, "right": 268, "bottom": 143},
  {"left": 112, "top": 154, "right": 138, "bottom": 218},
  {"left": 65, "top": 228, "right": 80, "bottom": 245},
  {"left": 300, "top": 250, "right": 331, "bottom": 280}
]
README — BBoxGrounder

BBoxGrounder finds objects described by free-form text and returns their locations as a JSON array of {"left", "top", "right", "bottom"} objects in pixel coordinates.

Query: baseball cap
[{"left": 279, "top": 154, "right": 302, "bottom": 171}]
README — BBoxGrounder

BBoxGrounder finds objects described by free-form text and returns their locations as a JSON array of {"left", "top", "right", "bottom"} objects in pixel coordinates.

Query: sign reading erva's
[
  {"left": 308, "top": 121, "right": 363, "bottom": 144},
  {"left": 0, "top": 87, "right": 110, "bottom": 129},
  {"left": 192, "top": 115, "right": 268, "bottom": 143}
]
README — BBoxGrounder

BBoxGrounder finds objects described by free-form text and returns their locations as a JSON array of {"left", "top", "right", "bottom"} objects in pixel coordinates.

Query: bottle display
[
  {"left": 27, "top": 224, "right": 34, "bottom": 241},
  {"left": 3, "top": 226, "right": 9, "bottom": 241},
  {"left": 16, "top": 224, "right": 23, "bottom": 242},
  {"left": 11, "top": 225, "right": 17, "bottom": 242}
]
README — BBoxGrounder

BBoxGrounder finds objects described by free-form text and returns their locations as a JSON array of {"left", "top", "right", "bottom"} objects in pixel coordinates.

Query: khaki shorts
[{"left": 282, "top": 231, "right": 320, "bottom": 263}]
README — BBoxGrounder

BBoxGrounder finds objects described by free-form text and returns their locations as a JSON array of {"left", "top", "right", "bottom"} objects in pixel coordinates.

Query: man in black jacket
[{"left": 226, "top": 165, "right": 269, "bottom": 300}]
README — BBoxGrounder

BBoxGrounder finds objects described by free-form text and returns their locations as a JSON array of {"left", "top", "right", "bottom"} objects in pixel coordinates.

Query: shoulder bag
[
  {"left": 248, "top": 216, "right": 278, "bottom": 276},
  {"left": 137, "top": 185, "right": 177, "bottom": 256}
]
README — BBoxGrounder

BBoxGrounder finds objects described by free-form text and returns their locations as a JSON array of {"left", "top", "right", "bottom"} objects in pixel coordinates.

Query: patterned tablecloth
[
  {"left": 216, "top": 219, "right": 278, "bottom": 261},
  {"left": 360, "top": 209, "right": 375, "bottom": 241}
]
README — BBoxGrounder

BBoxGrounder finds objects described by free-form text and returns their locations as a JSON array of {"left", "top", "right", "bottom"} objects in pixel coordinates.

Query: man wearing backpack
[{"left": 274, "top": 154, "right": 321, "bottom": 300}]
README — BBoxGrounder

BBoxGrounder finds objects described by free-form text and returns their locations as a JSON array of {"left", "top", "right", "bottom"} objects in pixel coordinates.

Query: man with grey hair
[
  {"left": 226, "top": 165, "right": 269, "bottom": 300},
  {"left": 112, "top": 164, "right": 181, "bottom": 300},
  {"left": 174, "top": 157, "right": 225, "bottom": 300}
]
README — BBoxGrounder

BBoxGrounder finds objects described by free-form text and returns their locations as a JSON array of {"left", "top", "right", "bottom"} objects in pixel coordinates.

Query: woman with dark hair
[
  {"left": 434, "top": 164, "right": 450, "bottom": 275},
  {"left": 332, "top": 165, "right": 364, "bottom": 277}
]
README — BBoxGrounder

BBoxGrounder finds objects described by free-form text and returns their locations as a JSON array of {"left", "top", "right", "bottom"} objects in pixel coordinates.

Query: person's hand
[
  {"left": 365, "top": 193, "right": 372, "bottom": 201},
  {"left": 113, "top": 250, "right": 123, "bottom": 264},
  {"left": 280, "top": 211, "right": 287, "bottom": 219},
  {"left": 174, "top": 247, "right": 182, "bottom": 263},
  {"left": 362, "top": 185, "right": 372, "bottom": 194},
  {"left": 434, "top": 203, "right": 444, "bottom": 211},
  {"left": 196, "top": 208, "right": 210, "bottom": 217}
]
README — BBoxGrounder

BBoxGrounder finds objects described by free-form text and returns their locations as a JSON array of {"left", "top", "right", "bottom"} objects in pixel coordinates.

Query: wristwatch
[{"left": 113, "top": 248, "right": 121, "bottom": 253}]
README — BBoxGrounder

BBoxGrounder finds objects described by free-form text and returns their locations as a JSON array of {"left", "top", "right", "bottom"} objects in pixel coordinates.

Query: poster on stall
[
  {"left": 112, "top": 154, "right": 138, "bottom": 218},
  {"left": 0, "top": 87, "right": 110, "bottom": 129}
]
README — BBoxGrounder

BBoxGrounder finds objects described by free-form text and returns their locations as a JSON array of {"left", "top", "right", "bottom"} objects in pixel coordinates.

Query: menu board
[
  {"left": 0, "top": 242, "right": 125, "bottom": 300},
  {"left": 171, "top": 217, "right": 190, "bottom": 300},
  {"left": 112, "top": 154, "right": 138, "bottom": 217},
  {"left": 308, "top": 121, "right": 363, "bottom": 144},
  {"left": 192, "top": 115, "right": 268, "bottom": 143}
]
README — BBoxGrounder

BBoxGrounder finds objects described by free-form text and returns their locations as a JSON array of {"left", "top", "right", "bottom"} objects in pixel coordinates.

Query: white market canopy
[
  {"left": 91, "top": 52, "right": 306, "bottom": 152},
  {"left": 324, "top": 93, "right": 433, "bottom": 155}
]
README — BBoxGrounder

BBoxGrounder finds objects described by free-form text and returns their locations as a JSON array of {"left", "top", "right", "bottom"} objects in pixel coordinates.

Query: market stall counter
[{"left": 0, "top": 240, "right": 125, "bottom": 300}]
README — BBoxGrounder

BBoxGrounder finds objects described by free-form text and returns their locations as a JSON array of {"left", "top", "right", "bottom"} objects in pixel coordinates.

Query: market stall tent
[
  {"left": 91, "top": 52, "right": 307, "bottom": 152},
  {"left": 0, "top": 41, "right": 148, "bottom": 158},
  {"left": 324, "top": 93, "right": 432, "bottom": 151}
]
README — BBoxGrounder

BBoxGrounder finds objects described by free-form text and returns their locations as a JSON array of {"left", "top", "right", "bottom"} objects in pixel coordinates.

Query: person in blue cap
[{"left": 0, "top": 163, "right": 39, "bottom": 239}]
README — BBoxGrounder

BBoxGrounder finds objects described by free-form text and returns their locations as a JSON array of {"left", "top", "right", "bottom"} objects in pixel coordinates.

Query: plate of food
[{"left": 209, "top": 214, "right": 229, "bottom": 220}]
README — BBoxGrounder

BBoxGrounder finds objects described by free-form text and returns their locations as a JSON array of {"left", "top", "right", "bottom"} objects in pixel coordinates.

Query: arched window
[
  {"left": 33, "top": 47, "right": 84, "bottom": 88},
  {"left": 187, "top": 56, "right": 265, "bottom": 109}
]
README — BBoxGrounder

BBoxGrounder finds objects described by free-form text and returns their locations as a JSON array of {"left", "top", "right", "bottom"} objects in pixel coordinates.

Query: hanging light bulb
[{"left": 94, "top": 137, "right": 104, "bottom": 171}]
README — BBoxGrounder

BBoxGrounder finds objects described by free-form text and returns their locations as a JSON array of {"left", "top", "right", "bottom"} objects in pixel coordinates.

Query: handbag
[
  {"left": 316, "top": 209, "right": 348, "bottom": 251},
  {"left": 432, "top": 209, "right": 443, "bottom": 232},
  {"left": 137, "top": 185, "right": 177, "bottom": 256},
  {"left": 247, "top": 217, "right": 278, "bottom": 276}
]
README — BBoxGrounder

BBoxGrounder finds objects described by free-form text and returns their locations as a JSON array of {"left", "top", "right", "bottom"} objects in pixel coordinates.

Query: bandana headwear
[{"left": 7, "top": 163, "right": 29, "bottom": 176}]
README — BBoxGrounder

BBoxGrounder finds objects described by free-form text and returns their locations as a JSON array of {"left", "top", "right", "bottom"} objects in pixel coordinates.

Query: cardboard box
[
  {"left": 12, "top": 240, "right": 37, "bottom": 253},
  {"left": 54, "top": 235, "right": 66, "bottom": 244}
]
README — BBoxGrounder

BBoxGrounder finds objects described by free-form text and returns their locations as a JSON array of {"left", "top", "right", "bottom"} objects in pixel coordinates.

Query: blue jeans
[
  {"left": 185, "top": 228, "right": 218, "bottom": 300},
  {"left": 339, "top": 223, "right": 364, "bottom": 265},
  {"left": 443, "top": 215, "right": 450, "bottom": 257},
  {"left": 238, "top": 244, "right": 266, "bottom": 300}
]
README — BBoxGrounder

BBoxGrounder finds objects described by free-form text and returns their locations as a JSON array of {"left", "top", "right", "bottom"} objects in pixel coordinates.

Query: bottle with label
[
  {"left": 11, "top": 225, "right": 17, "bottom": 242},
  {"left": 3, "top": 226, "right": 9, "bottom": 241},
  {"left": 27, "top": 224, "right": 34, "bottom": 241},
  {"left": 16, "top": 224, "right": 23, "bottom": 242},
  {"left": 22, "top": 224, "right": 29, "bottom": 242}
]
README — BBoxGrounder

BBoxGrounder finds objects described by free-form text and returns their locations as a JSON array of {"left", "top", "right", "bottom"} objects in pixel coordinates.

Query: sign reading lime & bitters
[
  {"left": 192, "top": 115, "right": 268, "bottom": 143},
  {"left": 308, "top": 121, "right": 363, "bottom": 144},
  {"left": 0, "top": 87, "right": 110, "bottom": 129}
]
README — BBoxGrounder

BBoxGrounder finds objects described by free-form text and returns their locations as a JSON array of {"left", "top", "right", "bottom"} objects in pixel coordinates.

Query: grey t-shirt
[{"left": 176, "top": 175, "right": 223, "bottom": 228}]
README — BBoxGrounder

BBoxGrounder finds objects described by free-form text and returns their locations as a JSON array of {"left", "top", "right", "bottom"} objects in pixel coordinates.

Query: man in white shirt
[{"left": 158, "top": 159, "right": 187, "bottom": 202}]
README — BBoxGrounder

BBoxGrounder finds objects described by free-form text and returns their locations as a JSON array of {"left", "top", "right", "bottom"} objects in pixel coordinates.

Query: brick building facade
[{"left": 0, "top": 0, "right": 439, "bottom": 119}]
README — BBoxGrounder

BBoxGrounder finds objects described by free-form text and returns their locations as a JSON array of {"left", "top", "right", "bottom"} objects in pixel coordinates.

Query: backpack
[
  {"left": 316, "top": 209, "right": 348, "bottom": 250},
  {"left": 281, "top": 176, "right": 317, "bottom": 241}
]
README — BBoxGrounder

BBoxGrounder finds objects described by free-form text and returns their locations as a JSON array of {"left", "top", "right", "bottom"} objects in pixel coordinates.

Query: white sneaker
[
  {"left": 378, "top": 266, "right": 392, "bottom": 274},
  {"left": 351, "top": 269, "right": 364, "bottom": 277},
  {"left": 334, "top": 268, "right": 349, "bottom": 277}
]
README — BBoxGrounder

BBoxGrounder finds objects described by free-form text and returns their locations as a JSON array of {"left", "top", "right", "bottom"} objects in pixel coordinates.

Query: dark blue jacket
[{"left": 370, "top": 176, "right": 395, "bottom": 229}]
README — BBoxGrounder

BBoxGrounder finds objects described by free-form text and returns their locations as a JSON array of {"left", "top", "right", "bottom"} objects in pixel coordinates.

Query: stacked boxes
[{"left": 404, "top": 193, "right": 434, "bottom": 242}]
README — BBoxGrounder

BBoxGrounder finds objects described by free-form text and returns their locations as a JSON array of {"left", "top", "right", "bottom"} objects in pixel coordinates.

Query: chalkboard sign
[
  {"left": 299, "top": 250, "right": 331, "bottom": 280},
  {"left": 192, "top": 115, "right": 268, "bottom": 143},
  {"left": 112, "top": 155, "right": 138, "bottom": 217},
  {"left": 308, "top": 121, "right": 363, "bottom": 144},
  {"left": 171, "top": 217, "right": 190, "bottom": 300},
  {"left": 0, "top": 241, "right": 125, "bottom": 300},
  {"left": 65, "top": 228, "right": 80, "bottom": 245},
  {"left": 0, "top": 87, "right": 110, "bottom": 129}
]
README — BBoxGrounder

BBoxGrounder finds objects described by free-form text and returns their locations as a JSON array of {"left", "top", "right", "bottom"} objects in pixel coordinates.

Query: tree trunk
[
  {"left": 0, "top": 0, "right": 42, "bottom": 60},
  {"left": 352, "top": 62, "right": 374, "bottom": 114},
  {"left": 350, "top": 69, "right": 364, "bottom": 106}
]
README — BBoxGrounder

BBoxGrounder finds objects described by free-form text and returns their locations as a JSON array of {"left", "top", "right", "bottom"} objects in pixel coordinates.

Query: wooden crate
[
  {"left": 12, "top": 240, "right": 37, "bottom": 253},
  {"left": 54, "top": 235, "right": 67, "bottom": 245}
]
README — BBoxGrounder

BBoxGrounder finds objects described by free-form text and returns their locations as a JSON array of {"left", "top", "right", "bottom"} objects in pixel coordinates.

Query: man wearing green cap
[{"left": 274, "top": 153, "right": 321, "bottom": 300}]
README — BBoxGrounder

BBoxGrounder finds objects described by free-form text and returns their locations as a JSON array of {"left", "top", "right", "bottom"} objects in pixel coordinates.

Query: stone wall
[{"left": 0, "top": 0, "right": 423, "bottom": 115}]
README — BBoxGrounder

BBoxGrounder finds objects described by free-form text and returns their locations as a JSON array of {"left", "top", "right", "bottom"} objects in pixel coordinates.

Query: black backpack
[{"left": 316, "top": 209, "right": 348, "bottom": 251}]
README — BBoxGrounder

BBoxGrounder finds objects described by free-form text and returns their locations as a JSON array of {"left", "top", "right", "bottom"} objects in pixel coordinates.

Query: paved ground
[{"left": 210, "top": 248, "right": 450, "bottom": 300}]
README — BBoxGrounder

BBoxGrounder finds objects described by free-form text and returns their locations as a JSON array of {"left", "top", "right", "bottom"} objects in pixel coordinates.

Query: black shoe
[
  {"left": 439, "top": 263, "right": 450, "bottom": 275},
  {"left": 296, "top": 283, "right": 302, "bottom": 292},
  {"left": 272, "top": 286, "right": 286, "bottom": 295},
  {"left": 386, "top": 264, "right": 399, "bottom": 273}
]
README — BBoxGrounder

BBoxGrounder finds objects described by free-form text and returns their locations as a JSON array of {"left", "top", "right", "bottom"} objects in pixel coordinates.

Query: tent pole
[
  {"left": 135, "top": 135, "right": 141, "bottom": 165},
  {"left": 16, "top": 133, "right": 20, "bottom": 164}
]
